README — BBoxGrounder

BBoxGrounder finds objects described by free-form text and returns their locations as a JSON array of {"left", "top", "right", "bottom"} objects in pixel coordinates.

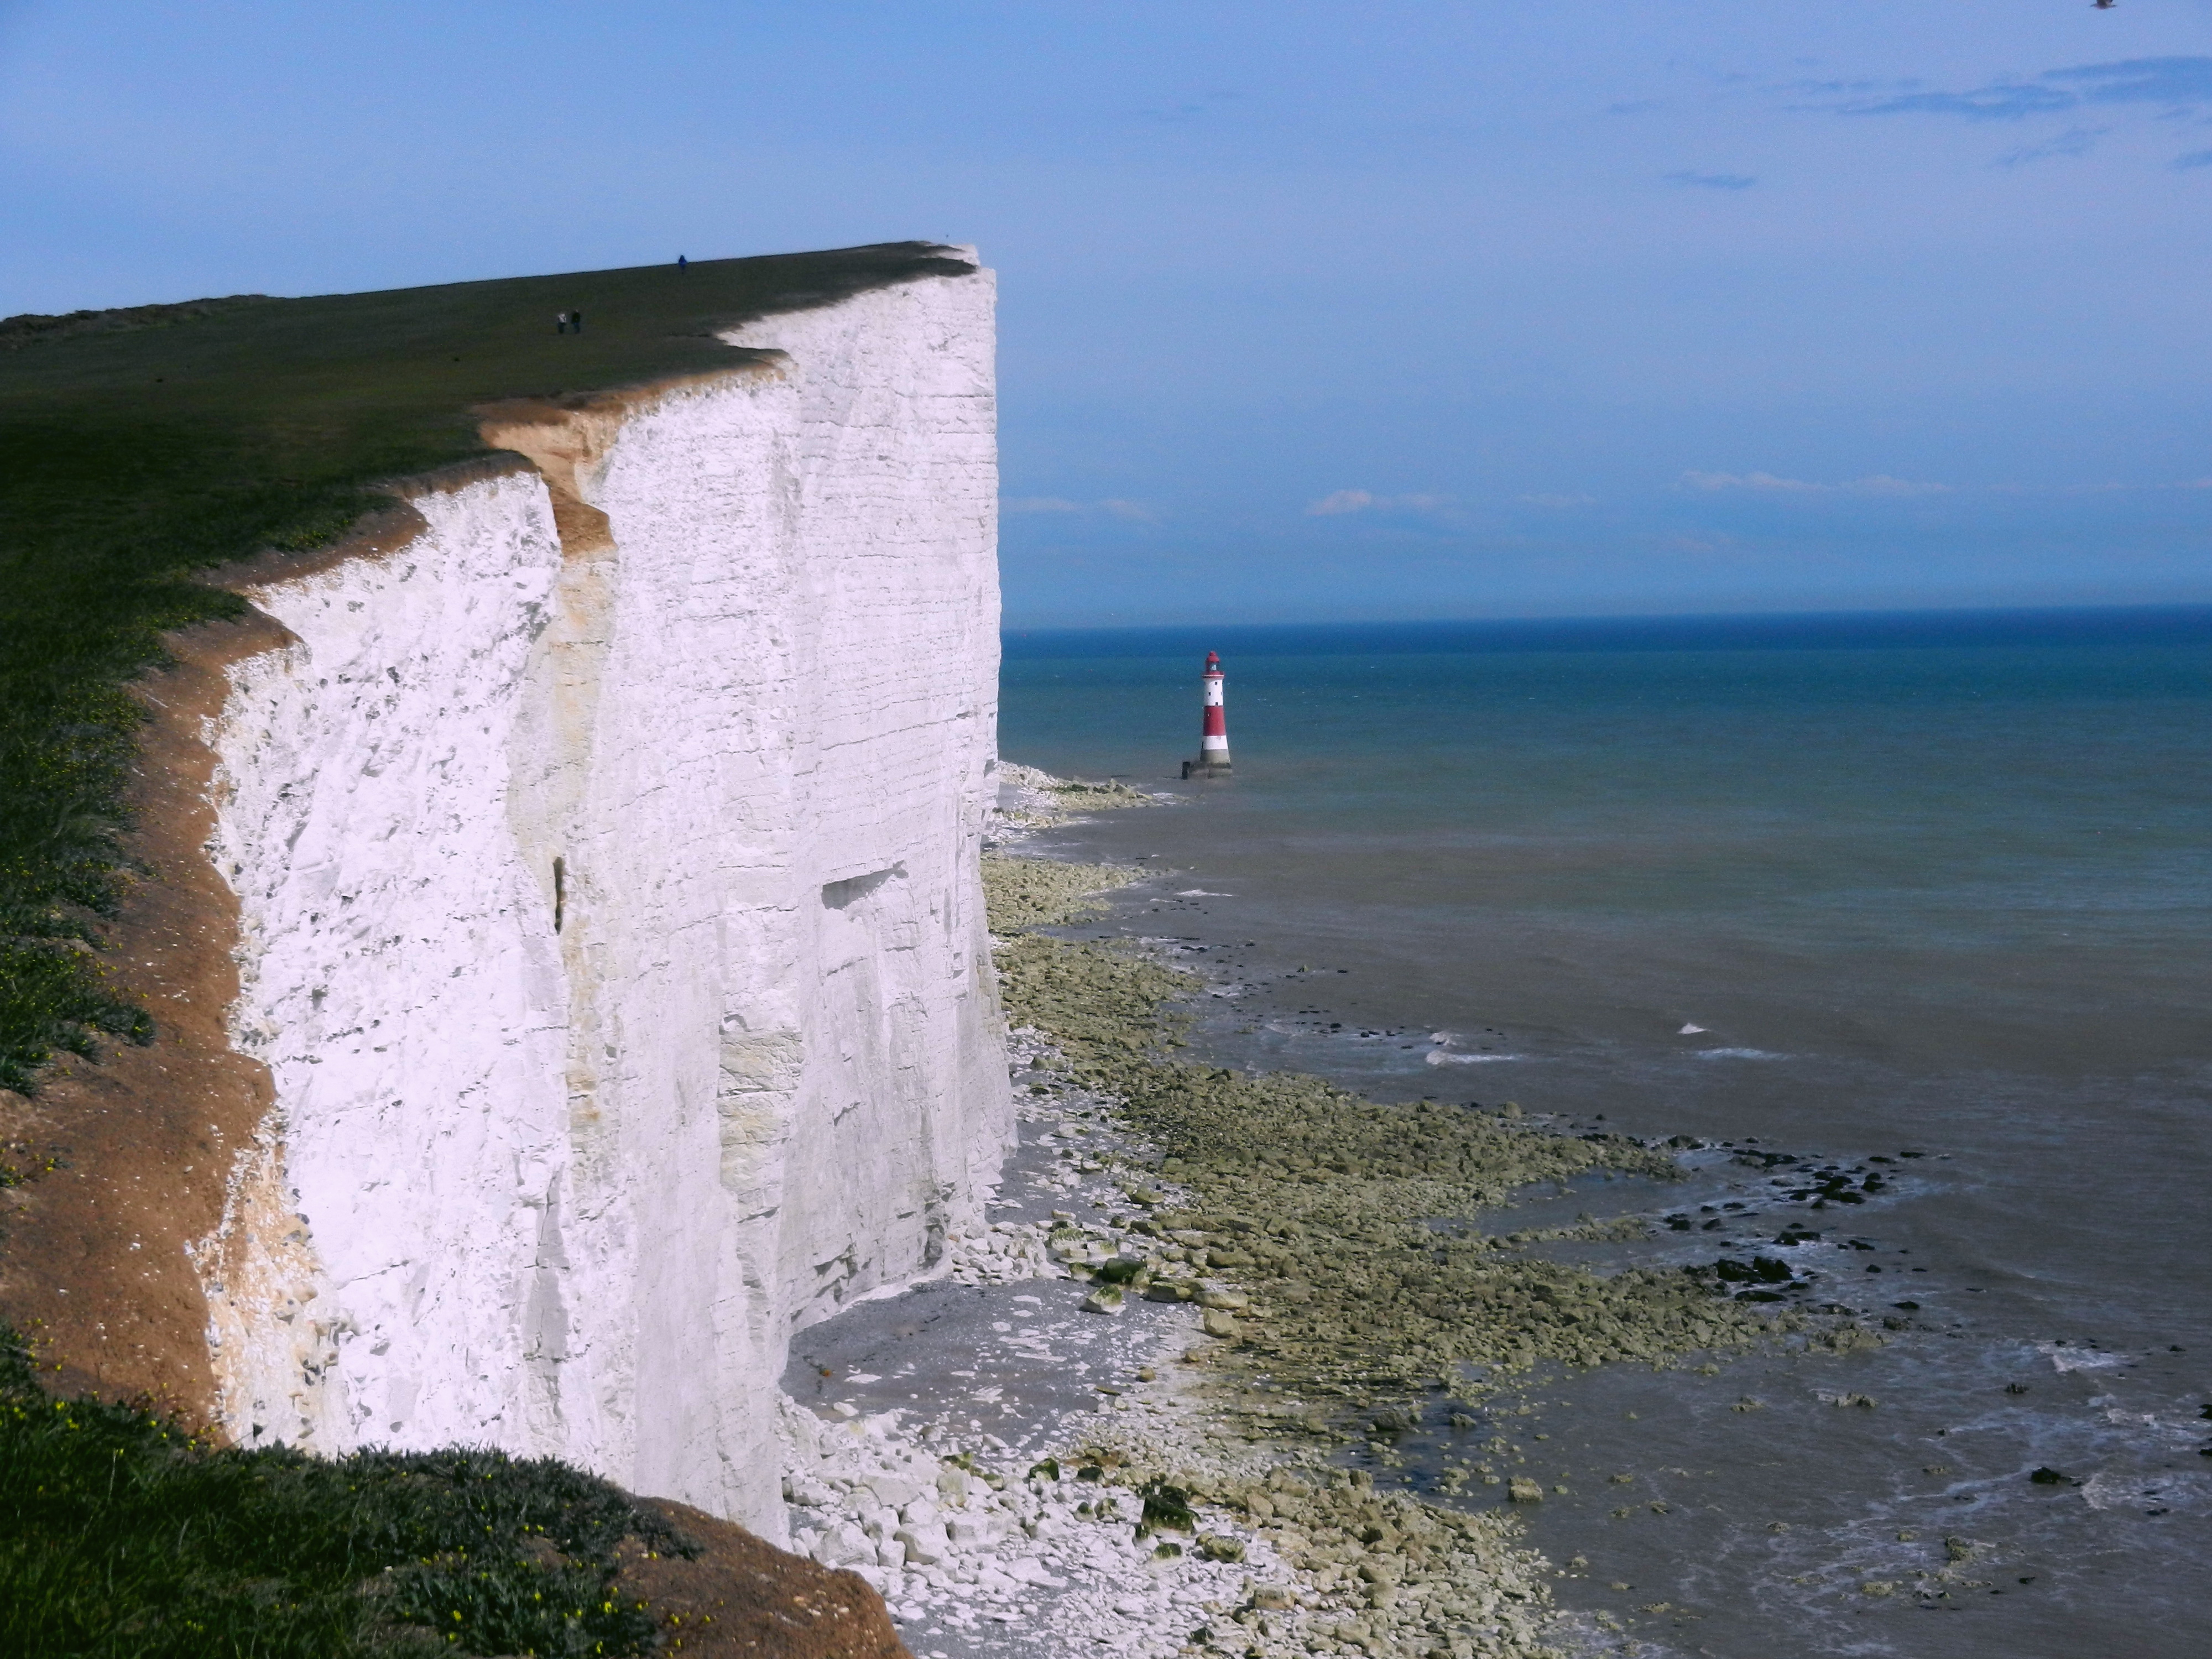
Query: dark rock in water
[
  {"left": 2029, "top": 1467, "right": 2075, "bottom": 1486},
  {"left": 1720, "top": 1256, "right": 1794, "bottom": 1284},
  {"left": 2005, "top": 1383, "right": 2030, "bottom": 1395},
  {"left": 1892, "top": 1300, "right": 1920, "bottom": 1311},
  {"left": 1738, "top": 1289, "right": 1787, "bottom": 1303}
]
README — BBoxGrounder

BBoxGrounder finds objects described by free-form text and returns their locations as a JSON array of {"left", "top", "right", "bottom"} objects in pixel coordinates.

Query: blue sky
[{"left": 4, "top": 2, "right": 2209, "bottom": 626}]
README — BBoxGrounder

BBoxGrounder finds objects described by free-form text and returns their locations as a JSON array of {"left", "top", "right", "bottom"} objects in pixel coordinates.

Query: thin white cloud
[
  {"left": 1308, "top": 489, "right": 1376, "bottom": 515},
  {"left": 1520, "top": 492, "right": 1597, "bottom": 508},
  {"left": 1306, "top": 489, "right": 1453, "bottom": 516},
  {"left": 1680, "top": 470, "right": 1951, "bottom": 497}
]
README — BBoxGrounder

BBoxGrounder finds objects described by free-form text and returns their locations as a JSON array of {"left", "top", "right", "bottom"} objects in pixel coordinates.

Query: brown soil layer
[
  {"left": 620, "top": 1498, "right": 912, "bottom": 1658},
  {"left": 0, "top": 609, "right": 295, "bottom": 1420}
]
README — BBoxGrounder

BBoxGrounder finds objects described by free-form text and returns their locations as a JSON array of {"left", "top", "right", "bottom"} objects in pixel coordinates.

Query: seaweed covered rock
[{"left": 983, "top": 901, "right": 1791, "bottom": 1418}]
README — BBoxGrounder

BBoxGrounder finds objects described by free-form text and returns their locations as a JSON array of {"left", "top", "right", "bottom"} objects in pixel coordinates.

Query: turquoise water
[{"left": 1000, "top": 608, "right": 2212, "bottom": 1657}]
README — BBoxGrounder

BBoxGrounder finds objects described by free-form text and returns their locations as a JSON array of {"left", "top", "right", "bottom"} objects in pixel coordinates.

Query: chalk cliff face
[{"left": 192, "top": 258, "right": 1006, "bottom": 1533}]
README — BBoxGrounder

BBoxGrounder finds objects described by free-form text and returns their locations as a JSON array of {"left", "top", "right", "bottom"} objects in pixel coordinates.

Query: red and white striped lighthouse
[{"left": 1183, "top": 650, "right": 1233, "bottom": 777}]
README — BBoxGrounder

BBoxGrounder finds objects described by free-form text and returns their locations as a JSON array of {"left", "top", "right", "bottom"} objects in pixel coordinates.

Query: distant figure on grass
[
  {"left": 570, "top": 309, "right": 584, "bottom": 333},
  {"left": 677, "top": 253, "right": 688, "bottom": 270},
  {"left": 555, "top": 311, "right": 569, "bottom": 335}
]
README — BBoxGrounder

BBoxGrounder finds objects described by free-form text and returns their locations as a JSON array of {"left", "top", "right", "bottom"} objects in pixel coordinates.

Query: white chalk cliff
[{"left": 191, "top": 254, "right": 1008, "bottom": 1534}]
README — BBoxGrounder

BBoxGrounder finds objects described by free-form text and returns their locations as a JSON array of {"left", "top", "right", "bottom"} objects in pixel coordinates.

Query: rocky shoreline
[{"left": 758, "top": 769, "right": 1894, "bottom": 1659}]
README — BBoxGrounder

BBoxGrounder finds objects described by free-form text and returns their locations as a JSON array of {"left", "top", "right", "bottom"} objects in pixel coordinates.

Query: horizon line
[
  {"left": 1004, "top": 598, "right": 2212, "bottom": 634},
  {"left": 1000, "top": 599, "right": 2212, "bottom": 654}
]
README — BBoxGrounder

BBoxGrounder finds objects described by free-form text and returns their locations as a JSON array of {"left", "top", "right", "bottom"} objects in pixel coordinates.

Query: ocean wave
[
  {"left": 1425, "top": 1050, "right": 1527, "bottom": 1065},
  {"left": 1174, "top": 889, "right": 1233, "bottom": 896},
  {"left": 1694, "top": 1046, "right": 1787, "bottom": 1060}
]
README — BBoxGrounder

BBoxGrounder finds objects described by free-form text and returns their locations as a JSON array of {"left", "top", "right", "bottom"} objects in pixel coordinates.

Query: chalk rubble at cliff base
[
  {"left": 775, "top": 1018, "right": 1565, "bottom": 1658},
  {"left": 780, "top": 1389, "right": 1563, "bottom": 1659},
  {"left": 993, "top": 762, "right": 1159, "bottom": 832}
]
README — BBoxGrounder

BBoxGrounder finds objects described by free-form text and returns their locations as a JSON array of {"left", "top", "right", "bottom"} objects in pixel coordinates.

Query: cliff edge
[{"left": 0, "top": 249, "right": 1009, "bottom": 1540}]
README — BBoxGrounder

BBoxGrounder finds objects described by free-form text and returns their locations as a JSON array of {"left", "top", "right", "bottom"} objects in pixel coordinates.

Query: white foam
[
  {"left": 1426, "top": 1050, "right": 1527, "bottom": 1065},
  {"left": 2037, "top": 1341, "right": 2123, "bottom": 1374},
  {"left": 1695, "top": 1047, "right": 1786, "bottom": 1060}
]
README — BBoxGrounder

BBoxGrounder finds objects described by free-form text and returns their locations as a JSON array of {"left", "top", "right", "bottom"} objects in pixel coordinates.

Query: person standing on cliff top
[
  {"left": 677, "top": 253, "right": 687, "bottom": 270},
  {"left": 570, "top": 309, "right": 584, "bottom": 333},
  {"left": 555, "top": 310, "right": 568, "bottom": 335}
]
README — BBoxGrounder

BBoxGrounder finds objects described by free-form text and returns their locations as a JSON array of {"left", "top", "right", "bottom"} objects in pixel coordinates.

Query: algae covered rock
[
  {"left": 979, "top": 854, "right": 1144, "bottom": 931},
  {"left": 984, "top": 854, "right": 1802, "bottom": 1467}
]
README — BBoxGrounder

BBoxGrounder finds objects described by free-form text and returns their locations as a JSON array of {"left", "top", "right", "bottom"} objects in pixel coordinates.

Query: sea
[{"left": 997, "top": 606, "right": 2212, "bottom": 1659}]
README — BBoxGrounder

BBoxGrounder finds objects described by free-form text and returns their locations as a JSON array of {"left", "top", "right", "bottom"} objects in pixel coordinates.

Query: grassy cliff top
[{"left": 0, "top": 242, "right": 977, "bottom": 1093}]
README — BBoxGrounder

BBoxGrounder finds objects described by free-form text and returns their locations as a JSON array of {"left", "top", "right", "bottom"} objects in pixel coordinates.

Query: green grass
[
  {"left": 0, "top": 242, "right": 972, "bottom": 1095},
  {"left": 0, "top": 1322, "right": 695, "bottom": 1657}
]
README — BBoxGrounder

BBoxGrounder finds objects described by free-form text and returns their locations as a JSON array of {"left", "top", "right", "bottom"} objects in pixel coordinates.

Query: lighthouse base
[{"left": 1182, "top": 756, "right": 1233, "bottom": 778}]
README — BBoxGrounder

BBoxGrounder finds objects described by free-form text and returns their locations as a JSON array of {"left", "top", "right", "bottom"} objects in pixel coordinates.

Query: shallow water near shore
[{"left": 999, "top": 610, "right": 2212, "bottom": 1657}]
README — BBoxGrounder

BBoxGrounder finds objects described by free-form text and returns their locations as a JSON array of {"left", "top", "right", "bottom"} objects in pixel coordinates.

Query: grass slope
[
  {"left": 0, "top": 1322, "right": 693, "bottom": 1658},
  {"left": 0, "top": 242, "right": 971, "bottom": 1094}
]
